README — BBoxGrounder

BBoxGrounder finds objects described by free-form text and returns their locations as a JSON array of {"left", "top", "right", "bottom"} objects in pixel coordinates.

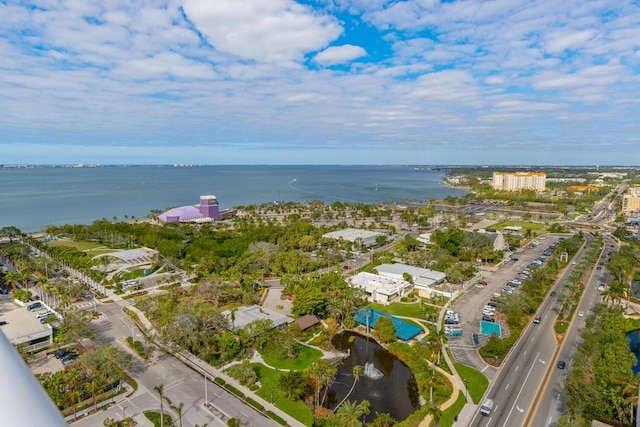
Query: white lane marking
[
  {"left": 502, "top": 351, "right": 540, "bottom": 427},
  {"left": 505, "top": 383, "right": 510, "bottom": 390},
  {"left": 514, "top": 365, "right": 519, "bottom": 372}
]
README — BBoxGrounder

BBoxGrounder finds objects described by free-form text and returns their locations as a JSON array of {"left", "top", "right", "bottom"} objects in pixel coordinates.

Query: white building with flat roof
[
  {"left": 0, "top": 299, "right": 54, "bottom": 352},
  {"left": 348, "top": 272, "right": 412, "bottom": 305},
  {"left": 374, "top": 263, "right": 446, "bottom": 297},
  {"left": 222, "top": 305, "right": 293, "bottom": 331},
  {"left": 322, "top": 228, "right": 385, "bottom": 247},
  {"left": 623, "top": 187, "right": 640, "bottom": 215}
]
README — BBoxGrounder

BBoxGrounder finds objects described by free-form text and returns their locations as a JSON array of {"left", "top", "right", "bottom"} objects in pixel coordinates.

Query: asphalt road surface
[{"left": 467, "top": 233, "right": 596, "bottom": 427}]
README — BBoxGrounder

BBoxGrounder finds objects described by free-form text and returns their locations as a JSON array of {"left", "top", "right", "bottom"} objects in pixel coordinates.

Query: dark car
[
  {"left": 53, "top": 349, "right": 70, "bottom": 359},
  {"left": 61, "top": 353, "right": 78, "bottom": 365},
  {"left": 27, "top": 302, "right": 43, "bottom": 312},
  {"left": 0, "top": 288, "right": 9, "bottom": 295},
  {"left": 557, "top": 360, "right": 566, "bottom": 369},
  {"left": 550, "top": 291, "right": 557, "bottom": 297}
]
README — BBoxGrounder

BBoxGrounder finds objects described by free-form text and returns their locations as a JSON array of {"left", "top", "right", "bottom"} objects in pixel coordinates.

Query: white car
[{"left": 578, "top": 310, "right": 584, "bottom": 317}]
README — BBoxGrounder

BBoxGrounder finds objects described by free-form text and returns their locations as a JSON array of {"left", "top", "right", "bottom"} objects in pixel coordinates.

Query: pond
[
  {"left": 627, "top": 329, "right": 640, "bottom": 375},
  {"left": 325, "top": 331, "right": 421, "bottom": 423}
]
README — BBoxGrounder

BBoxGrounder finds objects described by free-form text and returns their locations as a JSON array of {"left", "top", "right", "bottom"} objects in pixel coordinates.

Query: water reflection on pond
[
  {"left": 325, "top": 331, "right": 421, "bottom": 423},
  {"left": 627, "top": 329, "right": 640, "bottom": 375}
]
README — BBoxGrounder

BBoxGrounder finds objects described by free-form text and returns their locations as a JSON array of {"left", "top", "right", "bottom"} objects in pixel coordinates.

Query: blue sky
[{"left": 1, "top": 0, "right": 639, "bottom": 165}]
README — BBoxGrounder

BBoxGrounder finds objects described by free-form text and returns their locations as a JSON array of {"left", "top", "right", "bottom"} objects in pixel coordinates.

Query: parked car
[
  {"left": 27, "top": 302, "right": 43, "bottom": 312},
  {"left": 40, "top": 315, "right": 54, "bottom": 323},
  {"left": 61, "top": 353, "right": 78, "bottom": 366},
  {"left": 557, "top": 360, "right": 566, "bottom": 369}
]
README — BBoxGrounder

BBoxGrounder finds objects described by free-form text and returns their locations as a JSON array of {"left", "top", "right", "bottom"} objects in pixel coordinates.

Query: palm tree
[
  {"left": 36, "top": 276, "right": 48, "bottom": 300},
  {"left": 428, "top": 406, "right": 443, "bottom": 427},
  {"left": 320, "top": 362, "right": 338, "bottom": 406},
  {"left": 603, "top": 281, "right": 629, "bottom": 307},
  {"left": 335, "top": 365, "right": 363, "bottom": 411},
  {"left": 327, "top": 296, "right": 345, "bottom": 325},
  {"left": 372, "top": 412, "right": 396, "bottom": 427},
  {"left": 171, "top": 402, "right": 184, "bottom": 427},
  {"left": 17, "top": 269, "right": 31, "bottom": 290},
  {"left": 4, "top": 270, "right": 19, "bottom": 292},
  {"left": 84, "top": 375, "right": 103, "bottom": 413},
  {"left": 71, "top": 388, "right": 84, "bottom": 420},
  {"left": 154, "top": 384, "right": 172, "bottom": 427},
  {"left": 335, "top": 400, "right": 370, "bottom": 427}
]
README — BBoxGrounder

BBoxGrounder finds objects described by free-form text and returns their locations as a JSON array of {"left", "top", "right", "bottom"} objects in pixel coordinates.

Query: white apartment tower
[
  {"left": 492, "top": 171, "right": 546, "bottom": 192},
  {"left": 622, "top": 186, "right": 640, "bottom": 214}
]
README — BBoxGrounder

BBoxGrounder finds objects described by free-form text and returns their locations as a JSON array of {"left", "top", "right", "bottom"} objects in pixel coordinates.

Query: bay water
[{"left": 0, "top": 165, "right": 467, "bottom": 232}]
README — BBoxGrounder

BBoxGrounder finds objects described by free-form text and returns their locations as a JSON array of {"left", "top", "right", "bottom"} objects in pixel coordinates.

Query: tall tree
[
  {"left": 170, "top": 402, "right": 184, "bottom": 427},
  {"left": 335, "top": 365, "right": 363, "bottom": 411},
  {"left": 334, "top": 400, "right": 370, "bottom": 427},
  {"left": 154, "top": 384, "right": 171, "bottom": 427}
]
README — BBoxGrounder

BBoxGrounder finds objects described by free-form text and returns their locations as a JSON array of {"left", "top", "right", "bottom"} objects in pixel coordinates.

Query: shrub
[
  {"left": 214, "top": 377, "right": 226, "bottom": 386},
  {"left": 245, "top": 397, "right": 264, "bottom": 411},
  {"left": 266, "top": 410, "right": 288, "bottom": 426},
  {"left": 125, "top": 336, "right": 147, "bottom": 358},
  {"left": 224, "top": 384, "right": 244, "bottom": 398},
  {"left": 12, "top": 289, "right": 31, "bottom": 302}
]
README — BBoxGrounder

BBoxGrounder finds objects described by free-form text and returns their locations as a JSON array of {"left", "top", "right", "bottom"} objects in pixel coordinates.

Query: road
[
  {"left": 467, "top": 233, "right": 595, "bottom": 427},
  {"left": 528, "top": 234, "right": 617, "bottom": 427},
  {"left": 448, "top": 235, "right": 563, "bottom": 378},
  {"left": 71, "top": 297, "right": 278, "bottom": 427}
]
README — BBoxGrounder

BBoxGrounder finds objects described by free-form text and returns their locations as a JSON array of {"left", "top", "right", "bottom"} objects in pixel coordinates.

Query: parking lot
[{"left": 447, "top": 234, "right": 565, "bottom": 377}]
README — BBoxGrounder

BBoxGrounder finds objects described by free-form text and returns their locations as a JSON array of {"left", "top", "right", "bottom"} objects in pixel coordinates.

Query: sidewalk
[{"left": 134, "top": 309, "right": 305, "bottom": 427}]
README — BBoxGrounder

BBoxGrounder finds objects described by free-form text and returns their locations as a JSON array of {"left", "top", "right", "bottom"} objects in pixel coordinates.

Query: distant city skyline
[{"left": 2, "top": 1, "right": 639, "bottom": 165}]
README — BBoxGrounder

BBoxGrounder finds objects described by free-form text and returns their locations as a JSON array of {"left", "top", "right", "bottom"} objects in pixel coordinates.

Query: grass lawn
[
  {"left": 260, "top": 344, "right": 323, "bottom": 370},
  {"left": 47, "top": 240, "right": 115, "bottom": 254},
  {"left": 454, "top": 363, "right": 489, "bottom": 404},
  {"left": 144, "top": 411, "right": 173, "bottom": 427},
  {"left": 369, "top": 302, "right": 425, "bottom": 318},
  {"left": 435, "top": 391, "right": 465, "bottom": 427},
  {"left": 251, "top": 363, "right": 313, "bottom": 426},
  {"left": 492, "top": 220, "right": 546, "bottom": 231},
  {"left": 120, "top": 269, "right": 148, "bottom": 280}
]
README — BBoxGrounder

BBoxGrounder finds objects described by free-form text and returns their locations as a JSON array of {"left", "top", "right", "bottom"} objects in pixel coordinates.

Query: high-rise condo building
[{"left": 492, "top": 171, "right": 546, "bottom": 192}]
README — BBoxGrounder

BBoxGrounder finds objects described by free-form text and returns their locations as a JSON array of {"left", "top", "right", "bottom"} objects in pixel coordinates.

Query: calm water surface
[
  {"left": 326, "top": 331, "right": 420, "bottom": 422},
  {"left": 0, "top": 165, "right": 467, "bottom": 232}
]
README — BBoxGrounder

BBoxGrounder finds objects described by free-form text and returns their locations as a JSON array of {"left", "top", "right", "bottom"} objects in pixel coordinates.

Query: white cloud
[
  {"left": 313, "top": 44, "right": 367, "bottom": 65},
  {"left": 182, "top": 0, "right": 343, "bottom": 64},
  {"left": 1, "top": 0, "right": 640, "bottom": 164},
  {"left": 544, "top": 30, "right": 595, "bottom": 54}
]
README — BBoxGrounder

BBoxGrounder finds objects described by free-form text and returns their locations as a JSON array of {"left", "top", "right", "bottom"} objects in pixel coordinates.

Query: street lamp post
[
  {"left": 271, "top": 387, "right": 274, "bottom": 405},
  {"left": 463, "top": 379, "right": 469, "bottom": 402}
]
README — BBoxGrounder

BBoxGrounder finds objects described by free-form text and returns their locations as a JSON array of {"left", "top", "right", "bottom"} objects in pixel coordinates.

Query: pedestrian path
[{"left": 131, "top": 307, "right": 305, "bottom": 427}]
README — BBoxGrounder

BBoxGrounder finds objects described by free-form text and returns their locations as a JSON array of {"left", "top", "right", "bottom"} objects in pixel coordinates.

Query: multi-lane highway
[
  {"left": 528, "top": 234, "right": 617, "bottom": 427},
  {"left": 463, "top": 230, "right": 618, "bottom": 427}
]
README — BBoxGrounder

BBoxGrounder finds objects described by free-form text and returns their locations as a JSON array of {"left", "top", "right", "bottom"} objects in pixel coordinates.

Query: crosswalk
[{"left": 74, "top": 301, "right": 97, "bottom": 309}]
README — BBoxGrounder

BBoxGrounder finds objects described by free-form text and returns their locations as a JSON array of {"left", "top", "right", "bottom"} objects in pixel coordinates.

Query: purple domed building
[{"left": 158, "top": 195, "right": 235, "bottom": 224}]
